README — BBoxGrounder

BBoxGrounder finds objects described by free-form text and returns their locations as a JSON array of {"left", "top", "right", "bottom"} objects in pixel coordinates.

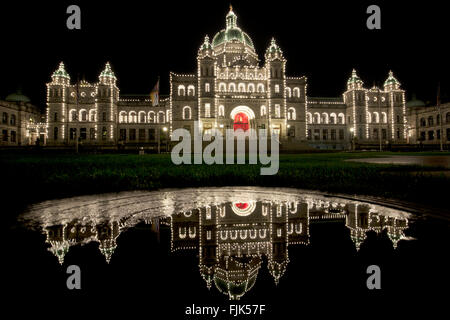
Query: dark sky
[{"left": 0, "top": 0, "right": 448, "bottom": 110}]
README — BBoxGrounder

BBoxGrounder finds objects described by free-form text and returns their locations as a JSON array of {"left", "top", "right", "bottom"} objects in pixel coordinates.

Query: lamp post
[{"left": 350, "top": 127, "right": 355, "bottom": 151}]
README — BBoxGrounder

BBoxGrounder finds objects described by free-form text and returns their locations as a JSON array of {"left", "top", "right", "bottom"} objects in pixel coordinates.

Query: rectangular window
[
  {"left": 129, "top": 129, "right": 136, "bottom": 141},
  {"left": 323, "top": 129, "right": 328, "bottom": 140},
  {"left": 373, "top": 128, "right": 379, "bottom": 139},
  {"left": 274, "top": 85, "right": 280, "bottom": 93},
  {"left": 139, "top": 128, "right": 145, "bottom": 140},
  {"left": 148, "top": 128, "right": 156, "bottom": 141},
  {"left": 288, "top": 127, "right": 295, "bottom": 137},
  {"left": 90, "top": 128, "right": 95, "bottom": 140},
  {"left": 119, "top": 129, "right": 126, "bottom": 141},
  {"left": 420, "top": 131, "right": 426, "bottom": 141},
  {"left": 275, "top": 104, "right": 281, "bottom": 118},
  {"left": 331, "top": 129, "right": 336, "bottom": 140},
  {"left": 80, "top": 128, "right": 87, "bottom": 140},
  {"left": 2, "top": 112, "right": 7, "bottom": 124},
  {"left": 447, "top": 128, "right": 450, "bottom": 141},
  {"left": 339, "top": 129, "right": 344, "bottom": 140},
  {"left": 428, "top": 131, "right": 434, "bottom": 140},
  {"left": 102, "top": 127, "right": 107, "bottom": 140},
  {"left": 10, "top": 115, "right": 16, "bottom": 126},
  {"left": 205, "top": 103, "right": 211, "bottom": 118},
  {"left": 382, "top": 129, "right": 387, "bottom": 140},
  {"left": 54, "top": 127, "right": 58, "bottom": 140},
  {"left": 70, "top": 128, "right": 77, "bottom": 140},
  {"left": 307, "top": 129, "right": 312, "bottom": 140},
  {"left": 205, "top": 83, "right": 210, "bottom": 93},
  {"left": 314, "top": 129, "right": 320, "bottom": 140},
  {"left": 102, "top": 112, "right": 107, "bottom": 121},
  {"left": 10, "top": 131, "right": 16, "bottom": 142},
  {"left": 54, "top": 112, "right": 58, "bottom": 122},
  {"left": 2, "top": 130, "right": 7, "bottom": 141},
  {"left": 437, "top": 129, "right": 440, "bottom": 140}
]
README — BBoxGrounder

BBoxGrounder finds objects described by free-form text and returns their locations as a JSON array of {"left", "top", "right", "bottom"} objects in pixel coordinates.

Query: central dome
[{"left": 211, "top": 7, "right": 255, "bottom": 50}]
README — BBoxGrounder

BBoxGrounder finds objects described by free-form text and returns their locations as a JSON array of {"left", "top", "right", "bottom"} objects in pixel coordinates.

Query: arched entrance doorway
[
  {"left": 234, "top": 112, "right": 249, "bottom": 131},
  {"left": 230, "top": 106, "right": 255, "bottom": 132}
]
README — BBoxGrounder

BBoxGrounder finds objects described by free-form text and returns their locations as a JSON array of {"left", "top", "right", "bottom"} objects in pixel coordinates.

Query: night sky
[{"left": 0, "top": 0, "right": 448, "bottom": 111}]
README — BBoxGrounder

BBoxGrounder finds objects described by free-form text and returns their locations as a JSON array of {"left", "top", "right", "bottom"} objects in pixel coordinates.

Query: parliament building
[{"left": 2, "top": 7, "right": 446, "bottom": 149}]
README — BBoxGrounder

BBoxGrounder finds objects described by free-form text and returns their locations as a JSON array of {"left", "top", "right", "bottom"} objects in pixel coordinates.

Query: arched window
[
  {"left": 260, "top": 105, "right": 267, "bottom": 117},
  {"left": 257, "top": 83, "right": 264, "bottom": 93},
  {"left": 139, "top": 111, "right": 146, "bottom": 123},
  {"left": 288, "top": 107, "right": 296, "bottom": 120},
  {"left": 428, "top": 116, "right": 434, "bottom": 126},
  {"left": 178, "top": 85, "right": 185, "bottom": 96},
  {"left": 330, "top": 113, "right": 337, "bottom": 124},
  {"left": 274, "top": 104, "right": 281, "bottom": 118},
  {"left": 148, "top": 111, "right": 156, "bottom": 123},
  {"left": 321, "top": 113, "right": 329, "bottom": 124},
  {"left": 446, "top": 112, "right": 450, "bottom": 124},
  {"left": 420, "top": 117, "right": 426, "bottom": 127},
  {"left": 338, "top": 113, "right": 345, "bottom": 124},
  {"left": 187, "top": 85, "right": 195, "bottom": 96},
  {"left": 366, "top": 112, "right": 372, "bottom": 123},
  {"left": 205, "top": 83, "right": 210, "bottom": 93},
  {"left": 248, "top": 83, "right": 255, "bottom": 93},
  {"left": 274, "top": 84, "right": 280, "bottom": 93},
  {"left": 373, "top": 112, "right": 380, "bottom": 123},
  {"left": 69, "top": 109, "right": 77, "bottom": 122},
  {"left": 229, "top": 83, "right": 236, "bottom": 92},
  {"left": 285, "top": 87, "right": 291, "bottom": 98},
  {"left": 158, "top": 111, "right": 165, "bottom": 123},
  {"left": 119, "top": 111, "right": 127, "bottom": 123},
  {"left": 219, "top": 83, "right": 226, "bottom": 92},
  {"left": 293, "top": 87, "right": 300, "bottom": 98},
  {"left": 313, "top": 112, "right": 321, "bottom": 124},
  {"left": 183, "top": 106, "right": 191, "bottom": 120},
  {"left": 381, "top": 112, "right": 387, "bottom": 123},
  {"left": 79, "top": 109, "right": 88, "bottom": 122},
  {"left": 306, "top": 112, "right": 312, "bottom": 124},
  {"left": 238, "top": 83, "right": 245, "bottom": 92},
  {"left": 218, "top": 105, "right": 225, "bottom": 117},
  {"left": 129, "top": 111, "right": 137, "bottom": 123},
  {"left": 89, "top": 109, "right": 96, "bottom": 122}
]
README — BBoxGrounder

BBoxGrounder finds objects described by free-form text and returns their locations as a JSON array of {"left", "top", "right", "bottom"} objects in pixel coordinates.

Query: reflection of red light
[{"left": 235, "top": 203, "right": 248, "bottom": 210}]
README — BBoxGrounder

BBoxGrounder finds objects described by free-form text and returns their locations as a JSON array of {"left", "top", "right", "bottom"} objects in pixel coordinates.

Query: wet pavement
[{"left": 346, "top": 155, "right": 450, "bottom": 168}]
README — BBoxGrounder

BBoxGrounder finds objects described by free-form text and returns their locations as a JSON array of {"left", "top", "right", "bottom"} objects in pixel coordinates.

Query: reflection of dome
[
  {"left": 5, "top": 90, "right": 31, "bottom": 103},
  {"left": 211, "top": 6, "right": 255, "bottom": 50},
  {"left": 213, "top": 256, "right": 261, "bottom": 300}
]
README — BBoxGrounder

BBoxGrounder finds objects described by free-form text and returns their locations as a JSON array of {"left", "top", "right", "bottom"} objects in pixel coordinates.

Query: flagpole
[{"left": 437, "top": 82, "right": 444, "bottom": 152}]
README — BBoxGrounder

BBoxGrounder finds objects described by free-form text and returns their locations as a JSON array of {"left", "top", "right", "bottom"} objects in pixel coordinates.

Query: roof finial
[{"left": 229, "top": 4, "right": 233, "bottom": 12}]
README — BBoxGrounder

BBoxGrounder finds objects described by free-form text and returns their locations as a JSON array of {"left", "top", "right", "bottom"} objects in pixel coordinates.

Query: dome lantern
[
  {"left": 51, "top": 62, "right": 70, "bottom": 85},
  {"left": 347, "top": 69, "right": 364, "bottom": 90},
  {"left": 384, "top": 70, "right": 400, "bottom": 90}
]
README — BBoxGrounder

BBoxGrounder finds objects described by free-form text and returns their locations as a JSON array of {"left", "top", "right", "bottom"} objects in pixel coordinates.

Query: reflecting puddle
[{"left": 17, "top": 187, "right": 416, "bottom": 300}]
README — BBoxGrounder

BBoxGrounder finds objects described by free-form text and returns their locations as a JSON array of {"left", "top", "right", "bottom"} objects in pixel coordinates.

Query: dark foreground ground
[{"left": 1, "top": 151, "right": 449, "bottom": 215}]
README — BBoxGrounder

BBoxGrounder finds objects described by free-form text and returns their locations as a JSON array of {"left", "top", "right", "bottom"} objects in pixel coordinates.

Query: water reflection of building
[
  {"left": 170, "top": 200, "right": 409, "bottom": 299},
  {"left": 39, "top": 196, "right": 409, "bottom": 299},
  {"left": 45, "top": 220, "right": 120, "bottom": 264}
]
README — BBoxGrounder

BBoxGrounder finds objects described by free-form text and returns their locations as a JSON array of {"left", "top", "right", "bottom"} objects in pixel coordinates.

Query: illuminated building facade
[
  {"left": 43, "top": 7, "right": 450, "bottom": 150},
  {"left": 0, "top": 93, "right": 46, "bottom": 146}
]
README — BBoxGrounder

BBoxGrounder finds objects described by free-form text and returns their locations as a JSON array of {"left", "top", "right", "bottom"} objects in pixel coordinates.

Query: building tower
[
  {"left": 344, "top": 69, "right": 367, "bottom": 141},
  {"left": 265, "top": 38, "right": 287, "bottom": 136},
  {"left": 47, "top": 62, "right": 71, "bottom": 145},
  {"left": 383, "top": 71, "right": 406, "bottom": 141},
  {"left": 197, "top": 35, "right": 216, "bottom": 132},
  {"left": 97, "top": 62, "right": 119, "bottom": 144}
]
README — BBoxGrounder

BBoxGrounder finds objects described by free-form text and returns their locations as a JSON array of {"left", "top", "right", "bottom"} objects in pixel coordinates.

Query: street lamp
[{"left": 350, "top": 127, "right": 355, "bottom": 151}]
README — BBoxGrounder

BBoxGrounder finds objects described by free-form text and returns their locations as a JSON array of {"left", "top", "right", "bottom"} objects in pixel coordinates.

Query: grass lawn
[{"left": 1, "top": 151, "right": 449, "bottom": 210}]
